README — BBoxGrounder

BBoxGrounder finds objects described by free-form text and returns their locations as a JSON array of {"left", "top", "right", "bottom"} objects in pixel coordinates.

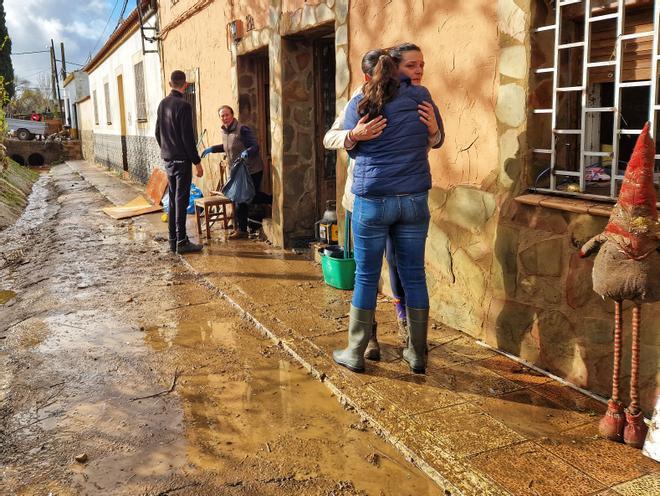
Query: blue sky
[{"left": 6, "top": 0, "right": 137, "bottom": 85}]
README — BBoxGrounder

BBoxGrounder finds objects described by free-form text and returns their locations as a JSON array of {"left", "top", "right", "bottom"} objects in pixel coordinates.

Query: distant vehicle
[{"left": 6, "top": 117, "right": 48, "bottom": 141}]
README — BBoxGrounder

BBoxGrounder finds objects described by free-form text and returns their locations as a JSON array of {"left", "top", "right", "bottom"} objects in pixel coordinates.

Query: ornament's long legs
[
  {"left": 629, "top": 303, "right": 641, "bottom": 414},
  {"left": 612, "top": 300, "right": 623, "bottom": 403}
]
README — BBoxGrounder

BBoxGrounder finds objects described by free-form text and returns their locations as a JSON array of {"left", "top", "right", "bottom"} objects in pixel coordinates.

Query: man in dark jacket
[{"left": 155, "top": 70, "right": 203, "bottom": 254}]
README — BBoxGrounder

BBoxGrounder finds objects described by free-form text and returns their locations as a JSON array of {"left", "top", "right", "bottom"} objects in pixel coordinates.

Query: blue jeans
[{"left": 352, "top": 193, "right": 430, "bottom": 311}]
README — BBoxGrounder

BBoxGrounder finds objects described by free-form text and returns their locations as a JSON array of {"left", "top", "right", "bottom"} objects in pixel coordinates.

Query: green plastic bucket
[
  {"left": 320, "top": 253, "right": 356, "bottom": 290},
  {"left": 320, "top": 214, "right": 356, "bottom": 290}
]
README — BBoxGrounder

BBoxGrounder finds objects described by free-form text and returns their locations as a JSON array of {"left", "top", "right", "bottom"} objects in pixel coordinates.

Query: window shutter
[{"left": 134, "top": 61, "right": 148, "bottom": 122}]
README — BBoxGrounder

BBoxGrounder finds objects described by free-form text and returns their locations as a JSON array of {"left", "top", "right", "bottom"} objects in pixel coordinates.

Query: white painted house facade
[
  {"left": 62, "top": 70, "right": 90, "bottom": 138},
  {"left": 83, "top": 3, "right": 163, "bottom": 181}
]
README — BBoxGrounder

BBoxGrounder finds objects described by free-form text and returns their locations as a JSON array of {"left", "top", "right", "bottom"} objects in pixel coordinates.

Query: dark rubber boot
[
  {"left": 402, "top": 307, "right": 428, "bottom": 374},
  {"left": 176, "top": 238, "right": 203, "bottom": 254},
  {"left": 333, "top": 306, "right": 374, "bottom": 373},
  {"left": 169, "top": 239, "right": 177, "bottom": 253},
  {"left": 364, "top": 321, "right": 381, "bottom": 361}
]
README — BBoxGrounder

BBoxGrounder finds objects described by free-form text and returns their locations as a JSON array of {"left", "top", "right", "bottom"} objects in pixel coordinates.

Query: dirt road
[{"left": 0, "top": 165, "right": 441, "bottom": 495}]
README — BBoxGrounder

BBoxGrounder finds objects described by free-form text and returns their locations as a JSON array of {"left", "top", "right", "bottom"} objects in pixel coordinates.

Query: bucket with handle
[{"left": 320, "top": 213, "right": 356, "bottom": 290}]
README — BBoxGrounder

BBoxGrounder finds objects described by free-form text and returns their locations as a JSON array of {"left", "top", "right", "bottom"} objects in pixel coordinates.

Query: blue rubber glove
[
  {"left": 240, "top": 150, "right": 249, "bottom": 160},
  {"left": 201, "top": 147, "right": 213, "bottom": 159}
]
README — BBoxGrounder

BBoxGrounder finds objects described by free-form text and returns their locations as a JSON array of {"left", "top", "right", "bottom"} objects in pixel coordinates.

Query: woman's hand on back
[
  {"left": 418, "top": 101, "right": 439, "bottom": 136},
  {"left": 350, "top": 114, "right": 387, "bottom": 142}
]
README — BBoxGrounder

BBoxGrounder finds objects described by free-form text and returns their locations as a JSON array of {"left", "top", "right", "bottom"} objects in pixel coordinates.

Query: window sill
[{"left": 514, "top": 193, "right": 613, "bottom": 218}]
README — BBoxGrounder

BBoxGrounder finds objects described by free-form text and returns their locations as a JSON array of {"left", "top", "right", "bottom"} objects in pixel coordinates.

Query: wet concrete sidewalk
[{"left": 68, "top": 160, "right": 659, "bottom": 496}]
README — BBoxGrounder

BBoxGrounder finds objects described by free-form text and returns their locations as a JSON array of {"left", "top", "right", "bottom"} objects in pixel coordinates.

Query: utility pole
[
  {"left": 49, "top": 42, "right": 57, "bottom": 103},
  {"left": 51, "top": 39, "right": 64, "bottom": 125},
  {"left": 60, "top": 42, "right": 66, "bottom": 79}
]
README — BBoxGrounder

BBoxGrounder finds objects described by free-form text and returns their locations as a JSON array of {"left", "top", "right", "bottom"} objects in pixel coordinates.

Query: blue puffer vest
[{"left": 344, "top": 78, "right": 442, "bottom": 197}]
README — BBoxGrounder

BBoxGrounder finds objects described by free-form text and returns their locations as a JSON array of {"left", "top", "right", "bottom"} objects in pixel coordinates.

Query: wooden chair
[{"left": 195, "top": 164, "right": 232, "bottom": 239}]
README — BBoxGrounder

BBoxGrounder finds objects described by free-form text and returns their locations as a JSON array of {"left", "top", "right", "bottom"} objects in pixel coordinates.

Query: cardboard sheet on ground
[{"left": 102, "top": 169, "right": 168, "bottom": 220}]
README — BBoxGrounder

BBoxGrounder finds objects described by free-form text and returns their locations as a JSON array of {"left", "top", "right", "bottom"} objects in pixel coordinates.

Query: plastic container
[{"left": 320, "top": 214, "right": 356, "bottom": 290}]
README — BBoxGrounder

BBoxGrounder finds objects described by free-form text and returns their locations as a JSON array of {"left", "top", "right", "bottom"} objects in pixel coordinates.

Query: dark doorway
[
  {"left": 237, "top": 48, "right": 271, "bottom": 195},
  {"left": 281, "top": 24, "right": 336, "bottom": 246},
  {"left": 314, "top": 34, "right": 337, "bottom": 220}
]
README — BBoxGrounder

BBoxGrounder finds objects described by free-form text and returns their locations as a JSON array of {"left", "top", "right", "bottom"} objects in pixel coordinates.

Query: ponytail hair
[{"left": 358, "top": 53, "right": 400, "bottom": 120}]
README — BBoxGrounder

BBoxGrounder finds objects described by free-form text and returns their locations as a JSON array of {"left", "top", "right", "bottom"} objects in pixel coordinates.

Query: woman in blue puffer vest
[{"left": 333, "top": 52, "right": 444, "bottom": 375}]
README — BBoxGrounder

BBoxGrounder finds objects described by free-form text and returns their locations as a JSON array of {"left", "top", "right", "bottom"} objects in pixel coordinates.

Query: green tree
[{"left": 0, "top": 0, "right": 14, "bottom": 99}]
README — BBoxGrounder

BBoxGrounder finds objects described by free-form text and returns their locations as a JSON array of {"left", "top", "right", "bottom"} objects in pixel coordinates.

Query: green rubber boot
[
  {"left": 402, "top": 307, "right": 429, "bottom": 374},
  {"left": 333, "top": 306, "right": 374, "bottom": 373},
  {"left": 363, "top": 321, "right": 381, "bottom": 361}
]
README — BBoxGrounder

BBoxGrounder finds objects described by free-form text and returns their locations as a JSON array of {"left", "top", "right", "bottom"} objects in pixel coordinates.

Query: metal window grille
[
  {"left": 93, "top": 90, "right": 99, "bottom": 125},
  {"left": 531, "top": 0, "right": 660, "bottom": 201},
  {"left": 104, "top": 82, "right": 112, "bottom": 125},
  {"left": 134, "top": 61, "right": 148, "bottom": 122},
  {"left": 183, "top": 82, "right": 198, "bottom": 141}
]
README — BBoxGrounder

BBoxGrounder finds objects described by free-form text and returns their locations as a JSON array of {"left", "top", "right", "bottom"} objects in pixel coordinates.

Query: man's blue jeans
[{"left": 351, "top": 192, "right": 430, "bottom": 311}]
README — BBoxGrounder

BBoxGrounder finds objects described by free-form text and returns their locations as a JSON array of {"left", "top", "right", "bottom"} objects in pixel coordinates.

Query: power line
[
  {"left": 12, "top": 49, "right": 50, "bottom": 55},
  {"left": 115, "top": 0, "right": 130, "bottom": 31},
  {"left": 87, "top": 0, "right": 121, "bottom": 63},
  {"left": 55, "top": 58, "right": 85, "bottom": 67}
]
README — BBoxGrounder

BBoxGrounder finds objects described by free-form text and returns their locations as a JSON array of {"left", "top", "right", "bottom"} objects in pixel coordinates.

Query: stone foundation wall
[
  {"left": 80, "top": 130, "right": 94, "bottom": 162},
  {"left": 490, "top": 205, "right": 659, "bottom": 412},
  {"left": 61, "top": 141, "right": 83, "bottom": 161}
]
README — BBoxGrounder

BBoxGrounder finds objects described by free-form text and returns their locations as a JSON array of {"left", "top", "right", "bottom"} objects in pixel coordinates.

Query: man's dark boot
[
  {"left": 364, "top": 321, "right": 381, "bottom": 361},
  {"left": 402, "top": 307, "right": 429, "bottom": 374},
  {"left": 176, "top": 238, "right": 203, "bottom": 254},
  {"left": 169, "top": 239, "right": 177, "bottom": 253}
]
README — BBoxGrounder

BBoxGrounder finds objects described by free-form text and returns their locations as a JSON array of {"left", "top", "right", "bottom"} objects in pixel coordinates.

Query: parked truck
[{"left": 6, "top": 118, "right": 48, "bottom": 141}]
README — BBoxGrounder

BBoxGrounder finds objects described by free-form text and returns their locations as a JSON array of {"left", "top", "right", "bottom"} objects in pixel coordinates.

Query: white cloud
[{"left": 6, "top": 0, "right": 135, "bottom": 82}]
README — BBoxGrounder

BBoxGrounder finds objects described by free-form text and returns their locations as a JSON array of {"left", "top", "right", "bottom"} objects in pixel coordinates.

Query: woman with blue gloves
[
  {"left": 201, "top": 105, "right": 263, "bottom": 240},
  {"left": 333, "top": 51, "right": 444, "bottom": 374}
]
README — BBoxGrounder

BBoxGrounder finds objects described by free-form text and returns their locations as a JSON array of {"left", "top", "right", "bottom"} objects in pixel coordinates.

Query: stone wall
[
  {"left": 281, "top": 37, "right": 317, "bottom": 245},
  {"left": 5, "top": 140, "right": 65, "bottom": 166},
  {"left": 491, "top": 204, "right": 659, "bottom": 412},
  {"left": 230, "top": 0, "right": 349, "bottom": 247}
]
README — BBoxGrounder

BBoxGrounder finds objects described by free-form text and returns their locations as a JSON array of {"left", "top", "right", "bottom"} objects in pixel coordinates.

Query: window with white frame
[
  {"left": 104, "top": 82, "right": 112, "bottom": 125},
  {"left": 93, "top": 90, "right": 99, "bottom": 125},
  {"left": 530, "top": 0, "right": 660, "bottom": 201},
  {"left": 134, "top": 61, "right": 148, "bottom": 122}
]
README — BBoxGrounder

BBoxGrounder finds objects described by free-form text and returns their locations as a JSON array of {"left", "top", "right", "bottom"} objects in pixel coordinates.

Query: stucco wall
[{"left": 158, "top": 0, "right": 236, "bottom": 195}]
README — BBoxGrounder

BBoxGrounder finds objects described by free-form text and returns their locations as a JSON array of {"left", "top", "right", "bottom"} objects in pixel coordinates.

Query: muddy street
[{"left": 0, "top": 165, "right": 441, "bottom": 495}]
